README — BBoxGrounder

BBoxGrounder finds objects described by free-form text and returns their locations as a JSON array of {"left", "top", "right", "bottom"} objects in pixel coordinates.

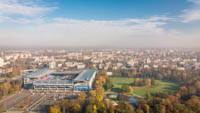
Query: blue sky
[
  {"left": 48, "top": 0, "right": 189, "bottom": 20},
  {"left": 0, "top": 0, "right": 200, "bottom": 47}
]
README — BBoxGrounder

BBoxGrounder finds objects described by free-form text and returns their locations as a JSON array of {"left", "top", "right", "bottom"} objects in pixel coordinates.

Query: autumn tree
[
  {"left": 122, "top": 85, "right": 132, "bottom": 94},
  {"left": 78, "top": 92, "right": 87, "bottom": 104},
  {"left": 186, "top": 96, "right": 200, "bottom": 113},
  {"left": 49, "top": 105, "right": 61, "bottom": 113},
  {"left": 115, "top": 102, "right": 135, "bottom": 113}
]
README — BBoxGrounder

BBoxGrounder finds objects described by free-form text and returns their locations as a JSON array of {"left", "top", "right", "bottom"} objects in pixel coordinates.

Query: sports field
[{"left": 109, "top": 77, "right": 180, "bottom": 97}]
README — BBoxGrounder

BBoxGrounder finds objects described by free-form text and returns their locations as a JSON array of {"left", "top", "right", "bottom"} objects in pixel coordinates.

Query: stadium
[{"left": 23, "top": 68, "right": 96, "bottom": 91}]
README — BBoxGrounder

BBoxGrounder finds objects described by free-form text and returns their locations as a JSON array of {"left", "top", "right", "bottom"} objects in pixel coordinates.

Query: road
[
  {"left": 0, "top": 90, "right": 81, "bottom": 113},
  {"left": 0, "top": 90, "right": 31, "bottom": 111}
]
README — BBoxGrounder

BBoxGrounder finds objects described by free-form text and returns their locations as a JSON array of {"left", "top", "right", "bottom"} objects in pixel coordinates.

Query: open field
[{"left": 109, "top": 77, "right": 180, "bottom": 97}]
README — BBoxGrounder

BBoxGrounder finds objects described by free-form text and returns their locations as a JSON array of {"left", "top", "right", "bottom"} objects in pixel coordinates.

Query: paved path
[
  {"left": 0, "top": 90, "right": 31, "bottom": 110},
  {"left": 0, "top": 93, "right": 18, "bottom": 103}
]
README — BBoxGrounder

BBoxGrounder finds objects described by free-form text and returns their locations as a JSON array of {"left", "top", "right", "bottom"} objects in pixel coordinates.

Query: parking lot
[{"left": 0, "top": 89, "right": 80, "bottom": 113}]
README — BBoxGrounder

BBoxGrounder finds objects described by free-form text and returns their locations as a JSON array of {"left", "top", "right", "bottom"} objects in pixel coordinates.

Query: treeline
[
  {"left": 114, "top": 68, "right": 200, "bottom": 96},
  {"left": 133, "top": 78, "right": 155, "bottom": 87},
  {"left": 135, "top": 91, "right": 200, "bottom": 113},
  {"left": 49, "top": 89, "right": 136, "bottom": 113},
  {"left": 115, "top": 67, "right": 200, "bottom": 85},
  {"left": 113, "top": 67, "right": 200, "bottom": 113},
  {"left": 0, "top": 80, "right": 22, "bottom": 99}
]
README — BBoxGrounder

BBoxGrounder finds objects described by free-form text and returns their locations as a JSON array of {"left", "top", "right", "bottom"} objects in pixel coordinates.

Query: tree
[
  {"left": 115, "top": 102, "right": 135, "bottom": 113},
  {"left": 194, "top": 81, "right": 200, "bottom": 89},
  {"left": 134, "top": 78, "right": 152, "bottom": 87},
  {"left": 151, "top": 78, "right": 156, "bottom": 86},
  {"left": 72, "top": 103, "right": 81, "bottom": 113},
  {"left": 145, "top": 79, "right": 151, "bottom": 87},
  {"left": 122, "top": 85, "right": 132, "bottom": 94},
  {"left": 173, "top": 103, "right": 190, "bottom": 113},
  {"left": 178, "top": 86, "right": 188, "bottom": 97},
  {"left": 89, "top": 87, "right": 104, "bottom": 104},
  {"left": 107, "top": 102, "right": 115, "bottom": 113},
  {"left": 156, "top": 74, "right": 163, "bottom": 80},
  {"left": 156, "top": 92, "right": 169, "bottom": 99},
  {"left": 146, "top": 92, "right": 152, "bottom": 100},
  {"left": 127, "top": 72, "right": 131, "bottom": 78},
  {"left": 0, "top": 81, "right": 11, "bottom": 95},
  {"left": 97, "top": 102, "right": 107, "bottom": 113},
  {"left": 78, "top": 92, "right": 87, "bottom": 104},
  {"left": 134, "top": 78, "right": 141, "bottom": 86},
  {"left": 143, "top": 104, "right": 150, "bottom": 113},
  {"left": 154, "top": 104, "right": 166, "bottom": 113},
  {"left": 11, "top": 68, "right": 20, "bottom": 77},
  {"left": 121, "top": 69, "right": 129, "bottom": 77},
  {"left": 106, "top": 78, "right": 112, "bottom": 90},
  {"left": 49, "top": 105, "right": 61, "bottom": 113},
  {"left": 132, "top": 68, "right": 137, "bottom": 76},
  {"left": 186, "top": 96, "right": 200, "bottom": 113},
  {"left": 136, "top": 109, "right": 144, "bottom": 113},
  {"left": 86, "top": 104, "right": 97, "bottom": 113}
]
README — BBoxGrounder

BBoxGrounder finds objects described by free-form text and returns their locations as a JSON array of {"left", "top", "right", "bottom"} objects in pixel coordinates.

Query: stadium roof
[
  {"left": 25, "top": 68, "right": 55, "bottom": 78},
  {"left": 74, "top": 68, "right": 96, "bottom": 82}
]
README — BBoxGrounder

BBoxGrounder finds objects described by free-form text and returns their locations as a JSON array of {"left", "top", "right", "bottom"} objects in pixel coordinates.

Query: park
[{"left": 108, "top": 77, "right": 180, "bottom": 97}]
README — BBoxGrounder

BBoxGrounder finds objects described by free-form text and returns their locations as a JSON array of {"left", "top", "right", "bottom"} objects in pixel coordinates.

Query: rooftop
[
  {"left": 74, "top": 68, "right": 96, "bottom": 82},
  {"left": 25, "top": 68, "right": 55, "bottom": 78}
]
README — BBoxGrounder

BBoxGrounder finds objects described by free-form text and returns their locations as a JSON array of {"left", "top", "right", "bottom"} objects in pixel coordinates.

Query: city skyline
[{"left": 0, "top": 0, "right": 200, "bottom": 47}]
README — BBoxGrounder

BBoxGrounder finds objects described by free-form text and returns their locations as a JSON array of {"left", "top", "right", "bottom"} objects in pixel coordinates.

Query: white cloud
[
  {"left": 33, "top": 17, "right": 167, "bottom": 40},
  {"left": 0, "top": 16, "right": 198, "bottom": 47},
  {"left": 0, "top": 0, "right": 56, "bottom": 23},
  {"left": 0, "top": 0, "right": 199, "bottom": 47},
  {"left": 181, "top": 0, "right": 200, "bottom": 23},
  {"left": 1, "top": 16, "right": 182, "bottom": 47}
]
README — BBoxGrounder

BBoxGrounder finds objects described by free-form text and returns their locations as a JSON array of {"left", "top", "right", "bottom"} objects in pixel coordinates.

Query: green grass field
[{"left": 109, "top": 77, "right": 180, "bottom": 97}]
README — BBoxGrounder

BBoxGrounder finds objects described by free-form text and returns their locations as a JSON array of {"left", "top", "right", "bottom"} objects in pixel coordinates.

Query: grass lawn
[{"left": 109, "top": 77, "right": 180, "bottom": 97}]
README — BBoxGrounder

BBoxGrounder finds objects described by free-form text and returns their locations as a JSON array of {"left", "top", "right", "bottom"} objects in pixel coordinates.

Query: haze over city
[
  {"left": 1, "top": 1, "right": 200, "bottom": 113},
  {"left": 0, "top": 0, "right": 200, "bottom": 47}
]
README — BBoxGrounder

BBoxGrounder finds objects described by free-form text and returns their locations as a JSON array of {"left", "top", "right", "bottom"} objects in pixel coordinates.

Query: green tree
[
  {"left": 151, "top": 78, "right": 156, "bottom": 86},
  {"left": 106, "top": 78, "right": 112, "bottom": 90}
]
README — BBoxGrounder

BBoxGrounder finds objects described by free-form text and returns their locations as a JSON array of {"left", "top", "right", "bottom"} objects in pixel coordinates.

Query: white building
[
  {"left": 0, "top": 58, "right": 4, "bottom": 67},
  {"left": 107, "top": 72, "right": 113, "bottom": 76},
  {"left": 153, "top": 65, "right": 158, "bottom": 68},
  {"left": 65, "top": 62, "right": 74, "bottom": 67},
  {"left": 77, "top": 64, "right": 86, "bottom": 69},
  {"left": 144, "top": 65, "right": 149, "bottom": 68},
  {"left": 49, "top": 61, "right": 56, "bottom": 69}
]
